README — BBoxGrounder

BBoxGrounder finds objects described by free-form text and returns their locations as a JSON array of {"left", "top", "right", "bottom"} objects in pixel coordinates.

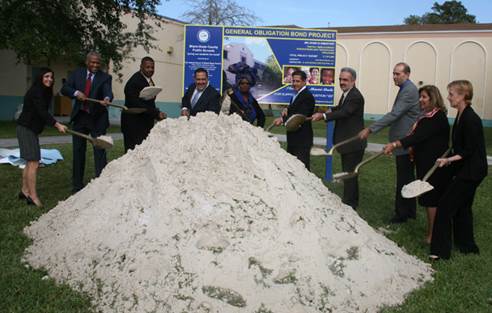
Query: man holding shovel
[
  {"left": 121, "top": 56, "right": 167, "bottom": 152},
  {"left": 61, "top": 51, "right": 113, "bottom": 193},
  {"left": 273, "top": 70, "right": 315, "bottom": 170},
  {"left": 358, "top": 62, "right": 420, "bottom": 223},
  {"left": 312, "top": 67, "right": 366, "bottom": 210}
]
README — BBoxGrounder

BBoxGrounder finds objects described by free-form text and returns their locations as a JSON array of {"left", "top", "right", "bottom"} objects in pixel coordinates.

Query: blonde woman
[{"left": 430, "top": 80, "right": 488, "bottom": 260}]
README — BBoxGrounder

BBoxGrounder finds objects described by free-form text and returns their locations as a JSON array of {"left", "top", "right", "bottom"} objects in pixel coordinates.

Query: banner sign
[{"left": 183, "top": 25, "right": 337, "bottom": 106}]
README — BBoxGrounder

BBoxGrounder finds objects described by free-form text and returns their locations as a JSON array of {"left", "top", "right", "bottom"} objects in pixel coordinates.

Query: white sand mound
[{"left": 23, "top": 113, "right": 433, "bottom": 313}]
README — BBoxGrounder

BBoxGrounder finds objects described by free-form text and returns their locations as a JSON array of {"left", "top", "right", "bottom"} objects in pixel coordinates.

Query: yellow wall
[{"left": 336, "top": 31, "right": 492, "bottom": 121}]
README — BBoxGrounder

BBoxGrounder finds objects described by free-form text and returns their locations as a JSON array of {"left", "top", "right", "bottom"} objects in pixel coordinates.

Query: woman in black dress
[
  {"left": 430, "top": 80, "right": 487, "bottom": 260},
  {"left": 229, "top": 77, "right": 265, "bottom": 127},
  {"left": 384, "top": 85, "right": 450, "bottom": 244},
  {"left": 16, "top": 68, "right": 67, "bottom": 207}
]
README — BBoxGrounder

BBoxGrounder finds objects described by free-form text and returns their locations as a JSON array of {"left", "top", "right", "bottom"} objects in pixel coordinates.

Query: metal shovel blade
[
  {"left": 401, "top": 180, "right": 434, "bottom": 198},
  {"left": 285, "top": 114, "right": 306, "bottom": 132},
  {"left": 401, "top": 148, "right": 450, "bottom": 198},
  {"left": 310, "top": 147, "right": 329, "bottom": 156},
  {"left": 66, "top": 129, "right": 113, "bottom": 150},
  {"left": 93, "top": 137, "right": 114, "bottom": 150},
  {"left": 332, "top": 151, "right": 384, "bottom": 183}
]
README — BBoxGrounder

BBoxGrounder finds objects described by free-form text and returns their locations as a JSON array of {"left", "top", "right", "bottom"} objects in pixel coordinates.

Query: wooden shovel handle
[
  {"left": 422, "top": 148, "right": 451, "bottom": 182},
  {"left": 86, "top": 98, "right": 128, "bottom": 110}
]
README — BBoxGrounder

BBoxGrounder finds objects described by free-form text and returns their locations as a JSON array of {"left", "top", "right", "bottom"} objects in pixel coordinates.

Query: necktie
[
  {"left": 191, "top": 91, "right": 200, "bottom": 108},
  {"left": 82, "top": 73, "right": 92, "bottom": 112},
  {"left": 149, "top": 77, "right": 155, "bottom": 86},
  {"left": 338, "top": 93, "right": 345, "bottom": 106}
]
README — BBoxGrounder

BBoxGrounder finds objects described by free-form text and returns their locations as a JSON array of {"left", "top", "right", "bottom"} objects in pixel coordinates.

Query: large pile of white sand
[{"left": 24, "top": 113, "right": 433, "bottom": 313}]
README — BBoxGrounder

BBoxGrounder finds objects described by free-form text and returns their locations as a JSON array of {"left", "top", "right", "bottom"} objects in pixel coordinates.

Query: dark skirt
[
  {"left": 16, "top": 124, "right": 40, "bottom": 161},
  {"left": 417, "top": 165, "right": 451, "bottom": 207}
]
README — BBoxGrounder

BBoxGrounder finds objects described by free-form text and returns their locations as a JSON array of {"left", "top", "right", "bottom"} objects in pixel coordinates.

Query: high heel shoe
[
  {"left": 18, "top": 191, "right": 28, "bottom": 200},
  {"left": 26, "top": 196, "right": 43, "bottom": 208}
]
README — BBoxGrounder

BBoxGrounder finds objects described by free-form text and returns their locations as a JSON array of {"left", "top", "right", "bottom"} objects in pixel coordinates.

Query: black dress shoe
[
  {"left": 18, "top": 191, "right": 28, "bottom": 200},
  {"left": 26, "top": 196, "right": 35, "bottom": 205}
]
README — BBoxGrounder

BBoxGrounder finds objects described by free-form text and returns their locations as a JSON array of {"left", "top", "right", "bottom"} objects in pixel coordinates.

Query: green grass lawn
[
  {"left": 1, "top": 141, "right": 491, "bottom": 313},
  {"left": 0, "top": 121, "right": 122, "bottom": 138},
  {"left": 264, "top": 116, "right": 492, "bottom": 154}
]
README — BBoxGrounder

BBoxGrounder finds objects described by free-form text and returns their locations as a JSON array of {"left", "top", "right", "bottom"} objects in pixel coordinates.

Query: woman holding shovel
[
  {"left": 383, "top": 85, "right": 450, "bottom": 244},
  {"left": 16, "top": 68, "right": 67, "bottom": 207},
  {"left": 429, "top": 80, "right": 488, "bottom": 260}
]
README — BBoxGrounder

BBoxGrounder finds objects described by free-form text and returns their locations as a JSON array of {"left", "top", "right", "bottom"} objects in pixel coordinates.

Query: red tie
[{"left": 82, "top": 73, "right": 92, "bottom": 112}]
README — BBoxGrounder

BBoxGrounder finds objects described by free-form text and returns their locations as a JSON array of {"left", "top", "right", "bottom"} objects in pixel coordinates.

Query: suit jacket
[
  {"left": 182, "top": 84, "right": 220, "bottom": 116},
  {"left": 285, "top": 87, "right": 315, "bottom": 147},
  {"left": 17, "top": 87, "right": 57, "bottom": 134},
  {"left": 450, "top": 105, "right": 488, "bottom": 182},
  {"left": 121, "top": 71, "right": 160, "bottom": 135},
  {"left": 369, "top": 80, "right": 420, "bottom": 156},
  {"left": 60, "top": 68, "right": 113, "bottom": 126},
  {"left": 324, "top": 87, "right": 367, "bottom": 154}
]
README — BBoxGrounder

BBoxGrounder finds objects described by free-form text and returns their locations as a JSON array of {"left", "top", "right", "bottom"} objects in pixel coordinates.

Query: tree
[
  {"left": 183, "top": 0, "right": 259, "bottom": 26},
  {"left": 0, "top": 0, "right": 163, "bottom": 76},
  {"left": 404, "top": 1, "right": 477, "bottom": 25}
]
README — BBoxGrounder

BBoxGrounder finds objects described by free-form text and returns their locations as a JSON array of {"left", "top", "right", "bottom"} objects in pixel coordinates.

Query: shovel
[
  {"left": 401, "top": 148, "right": 451, "bottom": 198},
  {"left": 285, "top": 114, "right": 313, "bottom": 132},
  {"left": 86, "top": 98, "right": 147, "bottom": 114},
  {"left": 310, "top": 135, "right": 361, "bottom": 157},
  {"left": 266, "top": 113, "right": 313, "bottom": 134},
  {"left": 332, "top": 150, "right": 385, "bottom": 182},
  {"left": 66, "top": 129, "right": 113, "bottom": 149}
]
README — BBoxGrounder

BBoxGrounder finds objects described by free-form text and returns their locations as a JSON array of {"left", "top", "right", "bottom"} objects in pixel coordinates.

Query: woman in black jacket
[
  {"left": 229, "top": 77, "right": 265, "bottom": 127},
  {"left": 430, "top": 80, "right": 488, "bottom": 260},
  {"left": 384, "top": 85, "right": 451, "bottom": 244},
  {"left": 16, "top": 68, "right": 66, "bottom": 207}
]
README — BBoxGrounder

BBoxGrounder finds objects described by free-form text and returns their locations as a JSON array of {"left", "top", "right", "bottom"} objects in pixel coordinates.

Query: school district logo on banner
[{"left": 197, "top": 29, "right": 211, "bottom": 43}]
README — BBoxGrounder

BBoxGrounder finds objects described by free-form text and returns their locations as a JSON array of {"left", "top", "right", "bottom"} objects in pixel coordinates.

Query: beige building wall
[
  {"left": 114, "top": 13, "right": 184, "bottom": 104},
  {"left": 0, "top": 50, "right": 29, "bottom": 96},
  {"left": 335, "top": 29, "right": 492, "bottom": 122}
]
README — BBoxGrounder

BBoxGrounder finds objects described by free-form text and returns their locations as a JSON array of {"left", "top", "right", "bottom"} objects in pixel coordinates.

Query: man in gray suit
[
  {"left": 313, "top": 67, "right": 366, "bottom": 210},
  {"left": 359, "top": 62, "right": 420, "bottom": 223}
]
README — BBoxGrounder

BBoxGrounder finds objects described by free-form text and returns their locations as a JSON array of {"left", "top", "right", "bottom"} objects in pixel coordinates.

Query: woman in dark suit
[
  {"left": 16, "top": 68, "right": 67, "bottom": 207},
  {"left": 229, "top": 77, "right": 265, "bottom": 127},
  {"left": 430, "top": 80, "right": 488, "bottom": 260},
  {"left": 384, "top": 85, "right": 450, "bottom": 244}
]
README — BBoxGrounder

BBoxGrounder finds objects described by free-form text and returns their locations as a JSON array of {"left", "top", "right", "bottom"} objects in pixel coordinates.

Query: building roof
[
  {"left": 156, "top": 14, "right": 186, "bottom": 24},
  {"left": 326, "top": 23, "right": 492, "bottom": 33},
  {"left": 266, "top": 23, "right": 492, "bottom": 33}
]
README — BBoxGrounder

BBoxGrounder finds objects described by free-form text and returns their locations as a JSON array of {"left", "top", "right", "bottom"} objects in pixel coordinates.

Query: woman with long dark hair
[{"left": 16, "top": 68, "right": 67, "bottom": 207}]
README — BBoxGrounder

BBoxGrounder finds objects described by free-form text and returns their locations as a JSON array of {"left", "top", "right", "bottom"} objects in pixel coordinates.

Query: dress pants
[
  {"left": 72, "top": 111, "right": 108, "bottom": 192},
  {"left": 341, "top": 150, "right": 364, "bottom": 210},
  {"left": 123, "top": 129, "right": 149, "bottom": 152},
  {"left": 431, "top": 178, "right": 480, "bottom": 259},
  {"left": 287, "top": 145, "right": 311, "bottom": 170},
  {"left": 395, "top": 154, "right": 416, "bottom": 219}
]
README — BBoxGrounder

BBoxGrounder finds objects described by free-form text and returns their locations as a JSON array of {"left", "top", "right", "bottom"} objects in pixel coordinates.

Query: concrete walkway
[{"left": 1, "top": 133, "right": 491, "bottom": 165}]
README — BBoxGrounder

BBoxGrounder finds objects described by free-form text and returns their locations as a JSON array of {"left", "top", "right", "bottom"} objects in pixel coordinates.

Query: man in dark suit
[
  {"left": 359, "top": 62, "right": 420, "bottom": 223},
  {"left": 274, "top": 70, "right": 315, "bottom": 169},
  {"left": 61, "top": 51, "right": 113, "bottom": 193},
  {"left": 121, "top": 56, "right": 166, "bottom": 152},
  {"left": 312, "top": 67, "right": 367, "bottom": 209},
  {"left": 181, "top": 68, "right": 220, "bottom": 117}
]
